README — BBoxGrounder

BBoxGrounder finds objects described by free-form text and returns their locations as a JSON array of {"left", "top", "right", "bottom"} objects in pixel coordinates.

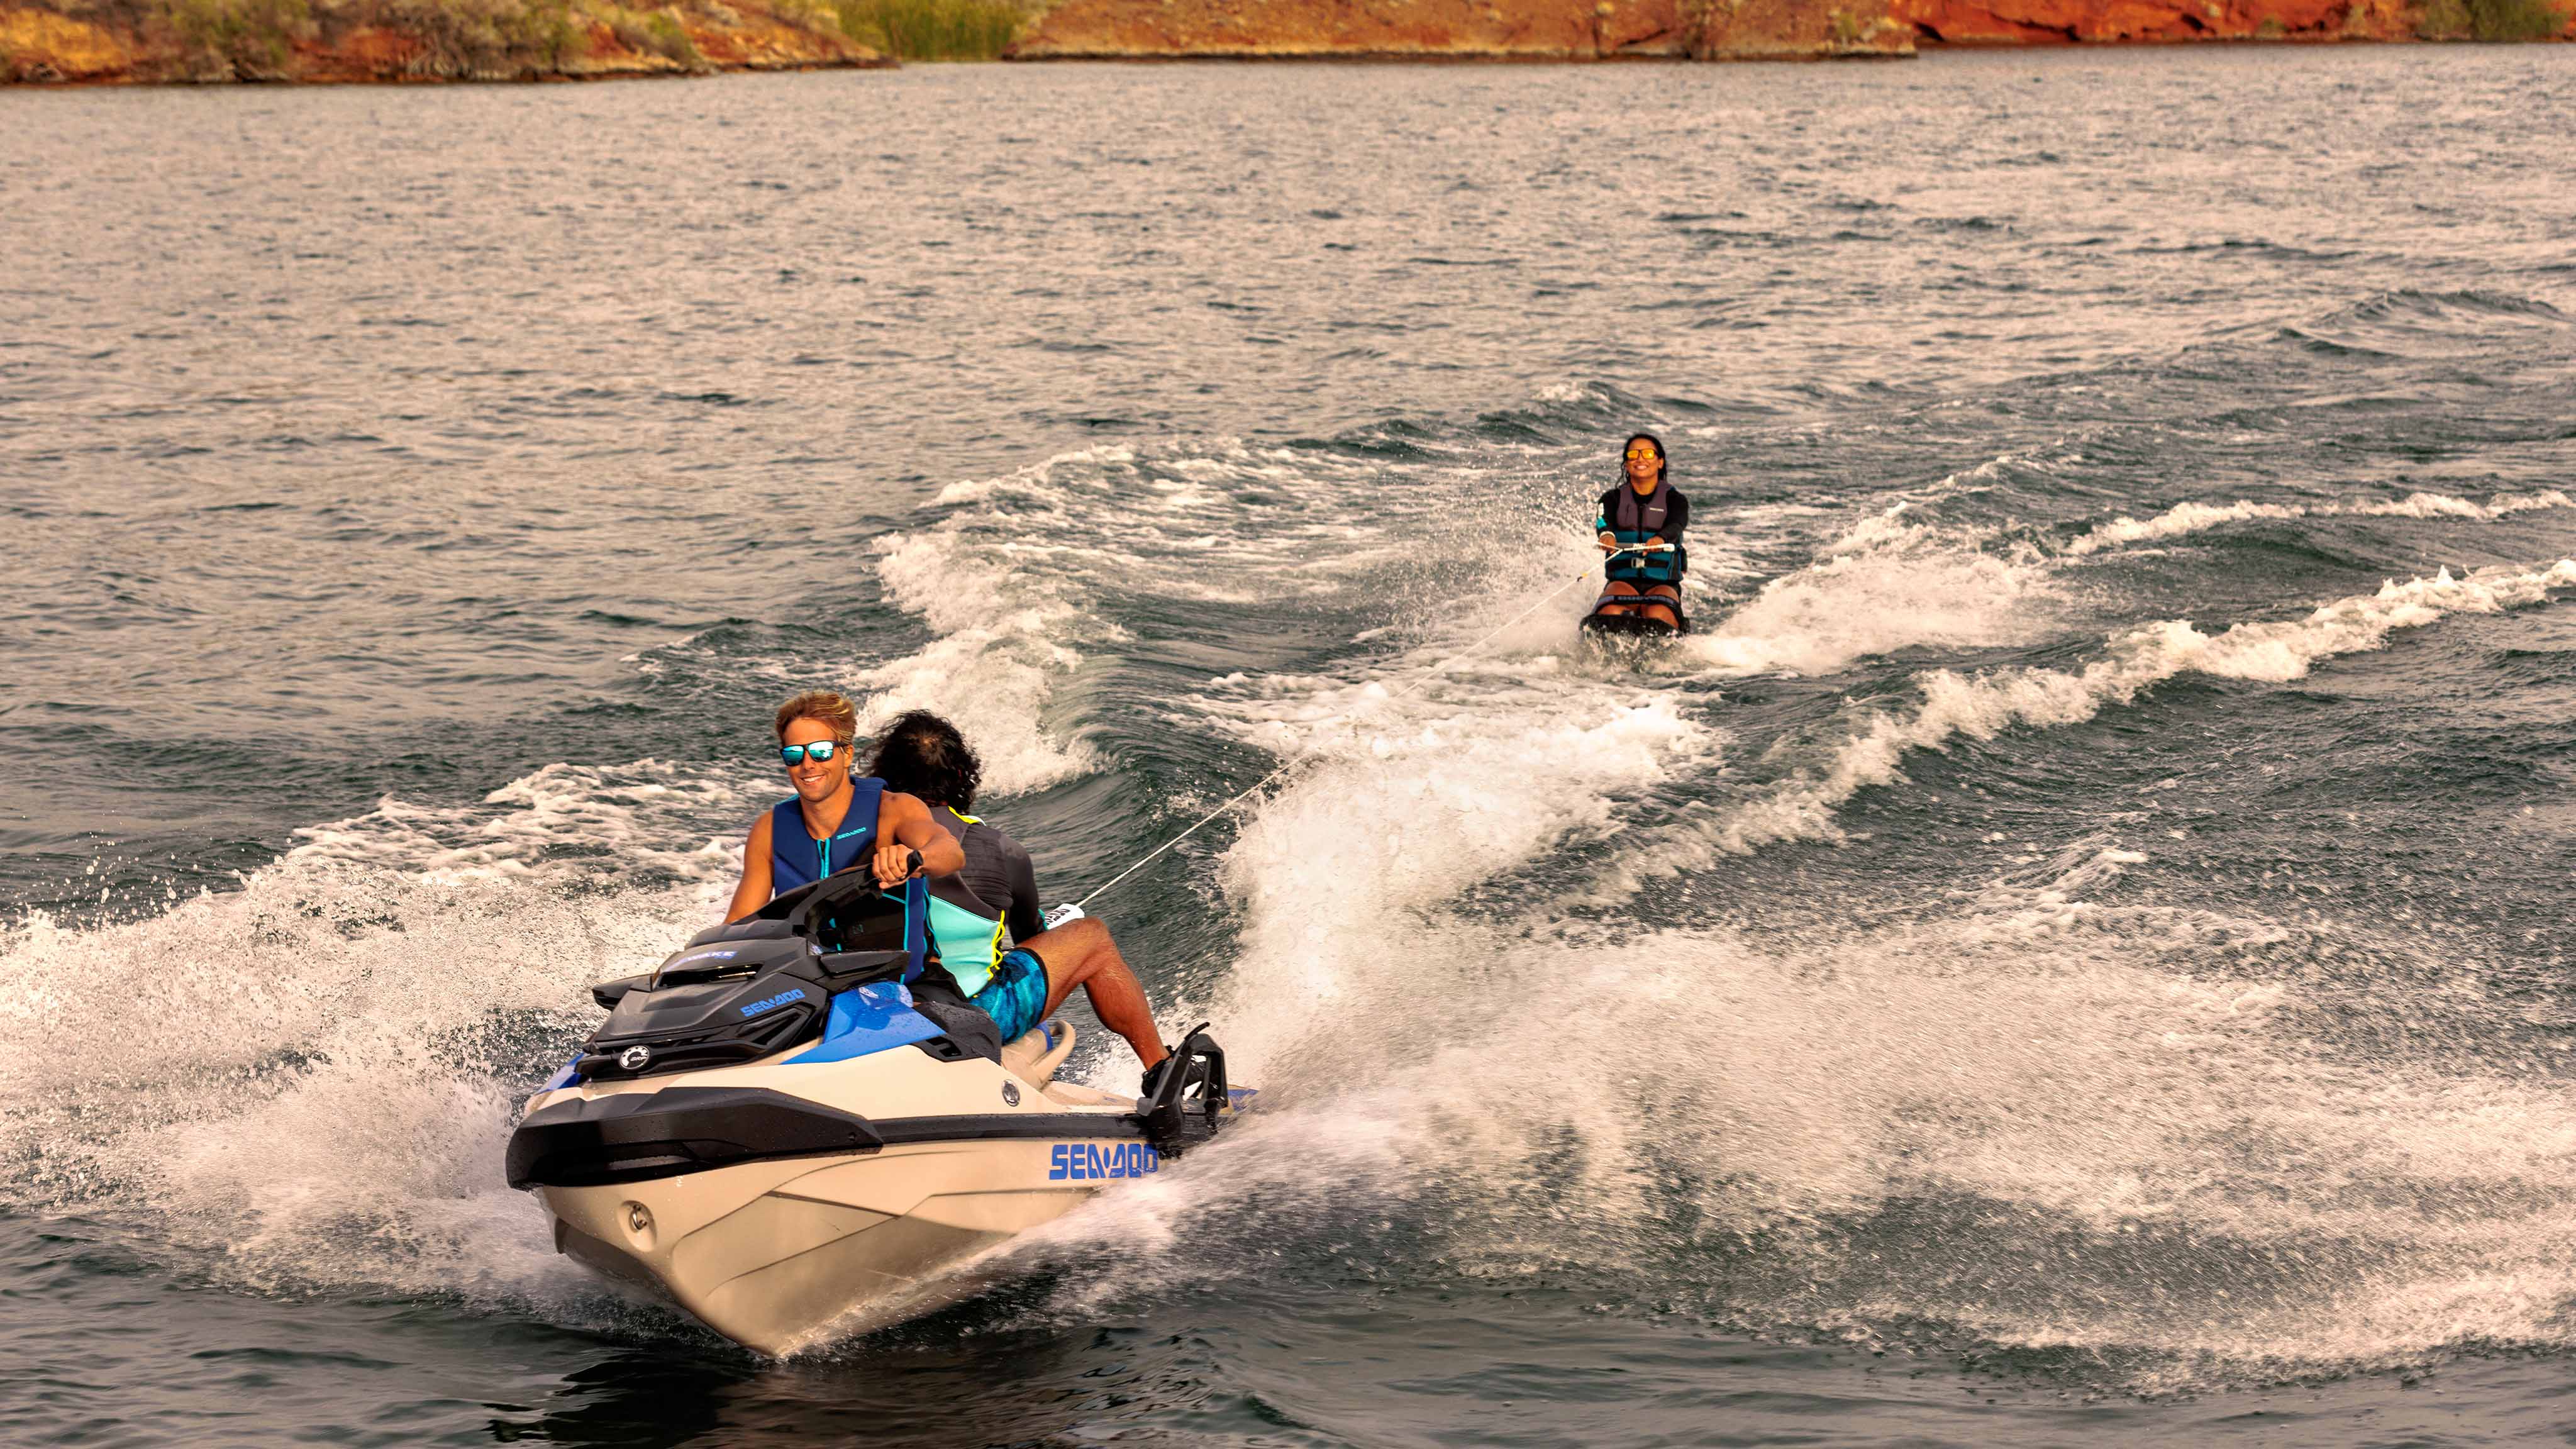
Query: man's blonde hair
[{"left": 774, "top": 690, "right": 859, "bottom": 744}]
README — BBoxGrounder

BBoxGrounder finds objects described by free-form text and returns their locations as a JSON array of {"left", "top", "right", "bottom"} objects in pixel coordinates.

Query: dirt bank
[
  {"left": 0, "top": 0, "right": 886, "bottom": 82},
  {"left": 1003, "top": 0, "right": 2569, "bottom": 58}
]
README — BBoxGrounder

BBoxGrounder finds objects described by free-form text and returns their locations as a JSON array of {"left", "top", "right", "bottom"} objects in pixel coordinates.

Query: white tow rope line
[{"left": 1069, "top": 545, "right": 1659, "bottom": 911}]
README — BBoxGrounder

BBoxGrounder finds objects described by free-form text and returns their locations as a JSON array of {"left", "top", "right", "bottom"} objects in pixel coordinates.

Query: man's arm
[
  {"left": 724, "top": 813, "right": 774, "bottom": 922},
  {"left": 870, "top": 790, "right": 965, "bottom": 887}
]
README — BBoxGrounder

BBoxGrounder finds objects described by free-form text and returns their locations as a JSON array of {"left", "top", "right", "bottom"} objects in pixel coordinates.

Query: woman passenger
[{"left": 1593, "top": 432, "right": 1687, "bottom": 630}]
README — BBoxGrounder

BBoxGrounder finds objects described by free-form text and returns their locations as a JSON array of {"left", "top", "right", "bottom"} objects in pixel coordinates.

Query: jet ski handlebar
[{"left": 614, "top": 873, "right": 919, "bottom": 996}]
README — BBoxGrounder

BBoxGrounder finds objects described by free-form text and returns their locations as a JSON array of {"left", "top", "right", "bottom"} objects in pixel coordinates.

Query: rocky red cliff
[
  {"left": 3, "top": 0, "right": 2565, "bottom": 84},
  {"left": 1005, "top": 0, "right": 2569, "bottom": 58}
]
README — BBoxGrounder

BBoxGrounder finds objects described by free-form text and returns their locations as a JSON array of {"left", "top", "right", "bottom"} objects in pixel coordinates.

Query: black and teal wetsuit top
[
  {"left": 918, "top": 806, "right": 1045, "bottom": 997},
  {"left": 1597, "top": 481, "right": 1689, "bottom": 588}
]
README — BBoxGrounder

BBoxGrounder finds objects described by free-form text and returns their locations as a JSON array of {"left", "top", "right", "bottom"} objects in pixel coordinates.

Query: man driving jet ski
[
  {"left": 868, "top": 710, "right": 1179, "bottom": 1087},
  {"left": 724, "top": 690, "right": 967, "bottom": 917}
]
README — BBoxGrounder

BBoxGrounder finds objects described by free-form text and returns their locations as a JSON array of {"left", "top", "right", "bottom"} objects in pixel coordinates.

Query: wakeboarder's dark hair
[
  {"left": 1621, "top": 432, "right": 1669, "bottom": 489},
  {"left": 870, "top": 711, "right": 984, "bottom": 813}
]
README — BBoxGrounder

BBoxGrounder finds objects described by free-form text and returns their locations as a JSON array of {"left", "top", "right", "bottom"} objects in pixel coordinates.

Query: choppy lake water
[{"left": 6, "top": 49, "right": 2576, "bottom": 1446}]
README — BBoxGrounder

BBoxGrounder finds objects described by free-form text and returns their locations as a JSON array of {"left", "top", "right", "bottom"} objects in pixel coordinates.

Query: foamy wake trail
[
  {"left": 853, "top": 442, "right": 1416, "bottom": 796},
  {"left": 864, "top": 525, "right": 1099, "bottom": 797},
  {"left": 1682, "top": 486, "right": 2573, "bottom": 681},
  {"left": 1380, "top": 897, "right": 2576, "bottom": 1373},
  {"left": 0, "top": 755, "right": 769, "bottom": 1313},
  {"left": 0, "top": 859, "right": 701, "bottom": 1308},
  {"left": 1695, "top": 560, "right": 2576, "bottom": 859},
  {"left": 1203, "top": 672, "right": 1715, "bottom": 1074},
  {"left": 2065, "top": 490, "right": 2574, "bottom": 555},
  {"left": 1028, "top": 843, "right": 2576, "bottom": 1379},
  {"left": 1682, "top": 493, "right": 2062, "bottom": 677},
  {"left": 1161, "top": 532, "right": 1723, "bottom": 1074},
  {"left": 1687, "top": 539, "right": 2054, "bottom": 677},
  {"left": 286, "top": 759, "right": 760, "bottom": 886},
  {"left": 853, "top": 450, "right": 1129, "bottom": 796}
]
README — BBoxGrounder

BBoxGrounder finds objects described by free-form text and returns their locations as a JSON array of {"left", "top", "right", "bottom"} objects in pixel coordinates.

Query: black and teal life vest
[
  {"left": 922, "top": 809, "right": 1011, "bottom": 997},
  {"left": 1599, "top": 481, "right": 1686, "bottom": 586}
]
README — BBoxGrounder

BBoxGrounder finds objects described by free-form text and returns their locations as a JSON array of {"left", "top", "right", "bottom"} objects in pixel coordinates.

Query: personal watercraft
[{"left": 505, "top": 870, "right": 1237, "bottom": 1354}]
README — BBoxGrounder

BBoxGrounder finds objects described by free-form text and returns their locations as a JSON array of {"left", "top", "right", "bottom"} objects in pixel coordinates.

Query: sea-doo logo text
[
  {"left": 618, "top": 1045, "right": 652, "bottom": 1070},
  {"left": 740, "top": 988, "right": 809, "bottom": 1018},
  {"left": 1049, "top": 1142, "right": 1159, "bottom": 1181}
]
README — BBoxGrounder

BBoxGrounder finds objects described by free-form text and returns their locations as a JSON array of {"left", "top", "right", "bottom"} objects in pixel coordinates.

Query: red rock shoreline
[
  {"left": 2, "top": 0, "right": 2563, "bottom": 82},
  {"left": 1004, "top": 0, "right": 2567, "bottom": 60},
  {"left": 0, "top": 0, "right": 886, "bottom": 84}
]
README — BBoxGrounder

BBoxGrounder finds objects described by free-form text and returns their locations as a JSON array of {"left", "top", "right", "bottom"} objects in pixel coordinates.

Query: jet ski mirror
[
  {"left": 650, "top": 936, "right": 806, "bottom": 991},
  {"left": 591, "top": 974, "right": 650, "bottom": 1010}
]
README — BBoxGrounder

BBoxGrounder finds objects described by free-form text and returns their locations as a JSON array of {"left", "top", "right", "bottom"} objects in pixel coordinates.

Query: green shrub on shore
[
  {"left": 600, "top": 3, "right": 705, "bottom": 65},
  {"left": 366, "top": 0, "right": 583, "bottom": 74},
  {"left": 767, "top": 0, "right": 842, "bottom": 31},
  {"left": 164, "top": 0, "right": 311, "bottom": 76},
  {"left": 28, "top": 0, "right": 589, "bottom": 74},
  {"left": 2417, "top": 0, "right": 2570, "bottom": 38},
  {"left": 833, "top": 0, "right": 1030, "bottom": 59}
]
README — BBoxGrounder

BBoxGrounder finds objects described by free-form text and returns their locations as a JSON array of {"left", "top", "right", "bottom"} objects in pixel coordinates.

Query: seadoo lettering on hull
[{"left": 1050, "top": 1140, "right": 1161, "bottom": 1180}]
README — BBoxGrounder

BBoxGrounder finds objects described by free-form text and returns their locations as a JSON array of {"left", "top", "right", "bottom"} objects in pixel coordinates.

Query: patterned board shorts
[{"left": 972, "top": 947, "right": 1049, "bottom": 1043}]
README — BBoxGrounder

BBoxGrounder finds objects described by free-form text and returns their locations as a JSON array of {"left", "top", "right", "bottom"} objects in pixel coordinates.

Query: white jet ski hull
[
  {"left": 508, "top": 874, "right": 1233, "bottom": 1354},
  {"left": 513, "top": 1022, "right": 1210, "bottom": 1354},
  {"left": 540, "top": 1130, "right": 1137, "bottom": 1352}
]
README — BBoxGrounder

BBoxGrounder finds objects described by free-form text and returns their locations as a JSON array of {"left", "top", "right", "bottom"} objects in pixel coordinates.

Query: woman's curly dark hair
[{"left": 869, "top": 711, "right": 984, "bottom": 812}]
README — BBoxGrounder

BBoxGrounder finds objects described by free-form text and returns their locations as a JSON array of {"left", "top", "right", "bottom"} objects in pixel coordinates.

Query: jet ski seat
[{"left": 999, "top": 1019, "right": 1140, "bottom": 1107}]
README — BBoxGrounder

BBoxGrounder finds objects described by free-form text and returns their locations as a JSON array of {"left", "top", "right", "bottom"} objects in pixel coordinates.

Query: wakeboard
[{"left": 1579, "top": 596, "right": 1687, "bottom": 653}]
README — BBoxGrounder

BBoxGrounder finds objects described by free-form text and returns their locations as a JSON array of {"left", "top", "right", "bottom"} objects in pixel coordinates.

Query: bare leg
[
  {"left": 1640, "top": 584, "right": 1680, "bottom": 629},
  {"left": 1598, "top": 580, "right": 1641, "bottom": 616},
  {"left": 1016, "top": 916, "right": 1167, "bottom": 1070}
]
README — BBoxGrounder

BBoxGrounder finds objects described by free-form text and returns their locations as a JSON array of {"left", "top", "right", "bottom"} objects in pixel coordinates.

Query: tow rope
[{"left": 1056, "top": 544, "right": 1666, "bottom": 918}]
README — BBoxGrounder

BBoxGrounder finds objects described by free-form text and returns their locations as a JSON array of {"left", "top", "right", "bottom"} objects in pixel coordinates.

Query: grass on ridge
[
  {"left": 2416, "top": 0, "right": 2570, "bottom": 38},
  {"left": 832, "top": 0, "right": 1032, "bottom": 60},
  {"left": 70, "top": 0, "right": 591, "bottom": 78}
]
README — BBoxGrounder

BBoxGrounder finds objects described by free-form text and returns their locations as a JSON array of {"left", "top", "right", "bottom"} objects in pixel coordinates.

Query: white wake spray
[
  {"left": 0, "top": 862, "right": 702, "bottom": 1314},
  {"left": 2064, "top": 490, "right": 2574, "bottom": 555},
  {"left": 1703, "top": 560, "right": 2576, "bottom": 857}
]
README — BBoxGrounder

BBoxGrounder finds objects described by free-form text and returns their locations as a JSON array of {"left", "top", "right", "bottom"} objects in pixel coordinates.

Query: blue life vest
[
  {"left": 769, "top": 777, "right": 936, "bottom": 986},
  {"left": 770, "top": 778, "right": 885, "bottom": 894}
]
